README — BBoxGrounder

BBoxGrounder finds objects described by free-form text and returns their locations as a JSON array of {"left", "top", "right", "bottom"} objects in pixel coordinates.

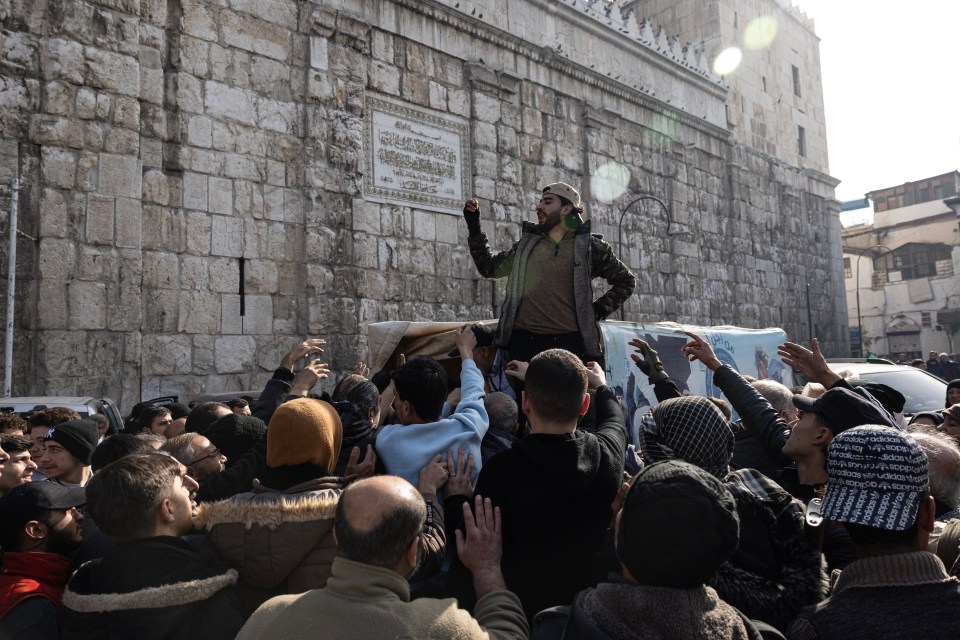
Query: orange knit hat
[{"left": 266, "top": 398, "right": 343, "bottom": 470}]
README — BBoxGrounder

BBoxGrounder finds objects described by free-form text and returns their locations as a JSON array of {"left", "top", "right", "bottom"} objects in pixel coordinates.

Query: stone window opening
[
  {"left": 797, "top": 126, "right": 806, "bottom": 158},
  {"left": 792, "top": 65, "right": 801, "bottom": 97}
]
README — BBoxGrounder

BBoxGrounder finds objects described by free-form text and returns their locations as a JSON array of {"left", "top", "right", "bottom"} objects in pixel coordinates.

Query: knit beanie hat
[
  {"left": 202, "top": 413, "right": 267, "bottom": 468},
  {"left": 42, "top": 419, "right": 99, "bottom": 465},
  {"left": 267, "top": 398, "right": 343, "bottom": 471},
  {"left": 641, "top": 396, "right": 735, "bottom": 478},
  {"left": 616, "top": 460, "right": 739, "bottom": 588}
]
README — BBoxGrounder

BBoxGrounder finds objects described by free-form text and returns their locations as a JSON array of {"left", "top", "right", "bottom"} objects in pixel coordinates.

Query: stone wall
[{"left": 0, "top": 0, "right": 845, "bottom": 411}]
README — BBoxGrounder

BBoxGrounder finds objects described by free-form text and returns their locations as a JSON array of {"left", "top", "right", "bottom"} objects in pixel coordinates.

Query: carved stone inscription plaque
[{"left": 363, "top": 95, "right": 471, "bottom": 214}]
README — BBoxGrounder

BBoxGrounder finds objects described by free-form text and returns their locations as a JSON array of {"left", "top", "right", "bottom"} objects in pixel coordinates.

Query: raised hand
[{"left": 681, "top": 332, "right": 722, "bottom": 371}]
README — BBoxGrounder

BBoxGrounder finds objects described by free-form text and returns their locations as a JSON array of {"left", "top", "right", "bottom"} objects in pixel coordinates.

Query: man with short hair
[
  {"left": 0, "top": 433, "right": 37, "bottom": 495},
  {"left": 27, "top": 408, "right": 82, "bottom": 483},
  {"left": 39, "top": 419, "right": 98, "bottom": 487},
  {"left": 450, "top": 348, "right": 627, "bottom": 621},
  {"left": 377, "top": 326, "right": 488, "bottom": 486},
  {"left": 63, "top": 452, "right": 245, "bottom": 639},
  {"left": 786, "top": 426, "right": 960, "bottom": 640},
  {"left": 138, "top": 405, "right": 173, "bottom": 436},
  {"left": 161, "top": 433, "right": 227, "bottom": 483},
  {"left": 0, "top": 412, "right": 27, "bottom": 435},
  {"left": 0, "top": 482, "right": 86, "bottom": 639},
  {"left": 226, "top": 398, "right": 252, "bottom": 416},
  {"left": 927, "top": 350, "right": 942, "bottom": 377},
  {"left": 184, "top": 402, "right": 233, "bottom": 433},
  {"left": 235, "top": 476, "right": 527, "bottom": 640},
  {"left": 464, "top": 183, "right": 636, "bottom": 367}
]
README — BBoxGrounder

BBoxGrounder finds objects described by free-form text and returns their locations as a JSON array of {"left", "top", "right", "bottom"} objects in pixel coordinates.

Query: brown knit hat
[{"left": 267, "top": 398, "right": 343, "bottom": 470}]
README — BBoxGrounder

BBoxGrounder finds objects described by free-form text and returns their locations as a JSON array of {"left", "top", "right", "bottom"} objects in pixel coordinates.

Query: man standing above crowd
[{"left": 464, "top": 183, "right": 635, "bottom": 367}]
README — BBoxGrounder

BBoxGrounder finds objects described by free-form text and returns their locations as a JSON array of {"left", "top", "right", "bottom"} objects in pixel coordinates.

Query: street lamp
[
  {"left": 617, "top": 194, "right": 692, "bottom": 320},
  {"left": 853, "top": 243, "right": 893, "bottom": 358}
]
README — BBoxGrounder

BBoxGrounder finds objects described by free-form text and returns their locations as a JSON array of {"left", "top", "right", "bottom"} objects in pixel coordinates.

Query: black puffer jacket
[{"left": 63, "top": 536, "right": 244, "bottom": 640}]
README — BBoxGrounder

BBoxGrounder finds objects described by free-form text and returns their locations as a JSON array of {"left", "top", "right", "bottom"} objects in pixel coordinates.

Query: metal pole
[
  {"left": 4, "top": 178, "right": 18, "bottom": 397},
  {"left": 806, "top": 283, "right": 813, "bottom": 344},
  {"left": 854, "top": 244, "right": 893, "bottom": 359}
]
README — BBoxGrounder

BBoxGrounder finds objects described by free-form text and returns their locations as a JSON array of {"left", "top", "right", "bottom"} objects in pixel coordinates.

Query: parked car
[
  {"left": 822, "top": 360, "right": 949, "bottom": 417},
  {"left": 0, "top": 396, "right": 124, "bottom": 435}
]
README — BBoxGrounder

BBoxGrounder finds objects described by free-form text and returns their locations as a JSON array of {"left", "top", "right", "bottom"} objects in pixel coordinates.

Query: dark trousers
[{"left": 506, "top": 329, "right": 589, "bottom": 365}]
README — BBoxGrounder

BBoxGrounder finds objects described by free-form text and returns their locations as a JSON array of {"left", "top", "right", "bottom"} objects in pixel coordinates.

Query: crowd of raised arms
[
  {"left": 0, "top": 330, "right": 959, "bottom": 640},
  {"left": 1, "top": 185, "right": 960, "bottom": 640}
]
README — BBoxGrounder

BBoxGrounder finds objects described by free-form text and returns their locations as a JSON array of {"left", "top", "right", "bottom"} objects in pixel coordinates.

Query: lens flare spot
[
  {"left": 743, "top": 16, "right": 778, "bottom": 50},
  {"left": 712, "top": 47, "right": 742, "bottom": 76},
  {"left": 591, "top": 162, "right": 630, "bottom": 204}
]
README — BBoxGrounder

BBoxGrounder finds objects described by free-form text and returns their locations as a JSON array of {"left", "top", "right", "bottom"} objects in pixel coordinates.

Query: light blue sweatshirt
[{"left": 376, "top": 359, "right": 488, "bottom": 486}]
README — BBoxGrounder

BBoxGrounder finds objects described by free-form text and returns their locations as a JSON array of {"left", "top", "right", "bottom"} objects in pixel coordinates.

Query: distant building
[{"left": 843, "top": 171, "right": 960, "bottom": 358}]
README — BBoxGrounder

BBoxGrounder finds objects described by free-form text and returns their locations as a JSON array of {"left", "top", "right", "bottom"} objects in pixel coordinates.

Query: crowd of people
[
  {"left": 0, "top": 183, "right": 958, "bottom": 639},
  {"left": 0, "top": 328, "right": 958, "bottom": 640}
]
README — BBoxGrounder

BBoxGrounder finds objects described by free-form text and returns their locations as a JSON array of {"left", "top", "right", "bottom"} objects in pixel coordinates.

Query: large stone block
[
  {"left": 214, "top": 335, "right": 256, "bottom": 373},
  {"left": 310, "top": 36, "right": 328, "bottom": 70},
  {"left": 187, "top": 116, "right": 213, "bottom": 148},
  {"left": 182, "top": 171, "right": 208, "bottom": 210},
  {"left": 143, "top": 251, "right": 178, "bottom": 288},
  {"left": 221, "top": 10, "right": 291, "bottom": 61},
  {"left": 246, "top": 259, "right": 279, "bottom": 292},
  {"left": 208, "top": 176, "right": 233, "bottom": 215},
  {"left": 36, "top": 282, "right": 68, "bottom": 329},
  {"left": 181, "top": 3, "right": 218, "bottom": 42},
  {"left": 67, "top": 281, "right": 107, "bottom": 330},
  {"left": 368, "top": 61, "right": 399, "bottom": 96},
  {"left": 85, "top": 48, "right": 140, "bottom": 97},
  {"left": 211, "top": 215, "right": 245, "bottom": 257},
  {"left": 38, "top": 238, "right": 75, "bottom": 279},
  {"left": 98, "top": 153, "right": 141, "bottom": 198},
  {"left": 45, "top": 39, "right": 84, "bottom": 84},
  {"left": 85, "top": 193, "right": 114, "bottom": 244},
  {"left": 115, "top": 197, "right": 142, "bottom": 248},
  {"left": 242, "top": 295, "right": 273, "bottom": 334},
  {"left": 178, "top": 291, "right": 221, "bottom": 334},
  {"left": 39, "top": 189, "right": 68, "bottom": 238},
  {"left": 204, "top": 81, "right": 258, "bottom": 126},
  {"left": 230, "top": 0, "right": 299, "bottom": 30},
  {"left": 143, "top": 334, "right": 193, "bottom": 375},
  {"left": 41, "top": 147, "right": 77, "bottom": 189},
  {"left": 258, "top": 98, "right": 296, "bottom": 134}
]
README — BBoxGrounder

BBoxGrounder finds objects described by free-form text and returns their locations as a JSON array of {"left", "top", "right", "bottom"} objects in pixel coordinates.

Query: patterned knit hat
[
  {"left": 821, "top": 425, "right": 929, "bottom": 531},
  {"left": 640, "top": 396, "right": 734, "bottom": 478},
  {"left": 267, "top": 398, "right": 343, "bottom": 471}
]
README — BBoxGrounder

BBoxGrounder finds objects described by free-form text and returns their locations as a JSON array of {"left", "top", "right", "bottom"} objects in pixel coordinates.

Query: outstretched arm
[
  {"left": 464, "top": 198, "right": 516, "bottom": 279},
  {"left": 683, "top": 332, "right": 792, "bottom": 465}
]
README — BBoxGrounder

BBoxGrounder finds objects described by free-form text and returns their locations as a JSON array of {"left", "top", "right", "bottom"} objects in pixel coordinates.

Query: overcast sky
[{"left": 793, "top": 0, "right": 960, "bottom": 205}]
